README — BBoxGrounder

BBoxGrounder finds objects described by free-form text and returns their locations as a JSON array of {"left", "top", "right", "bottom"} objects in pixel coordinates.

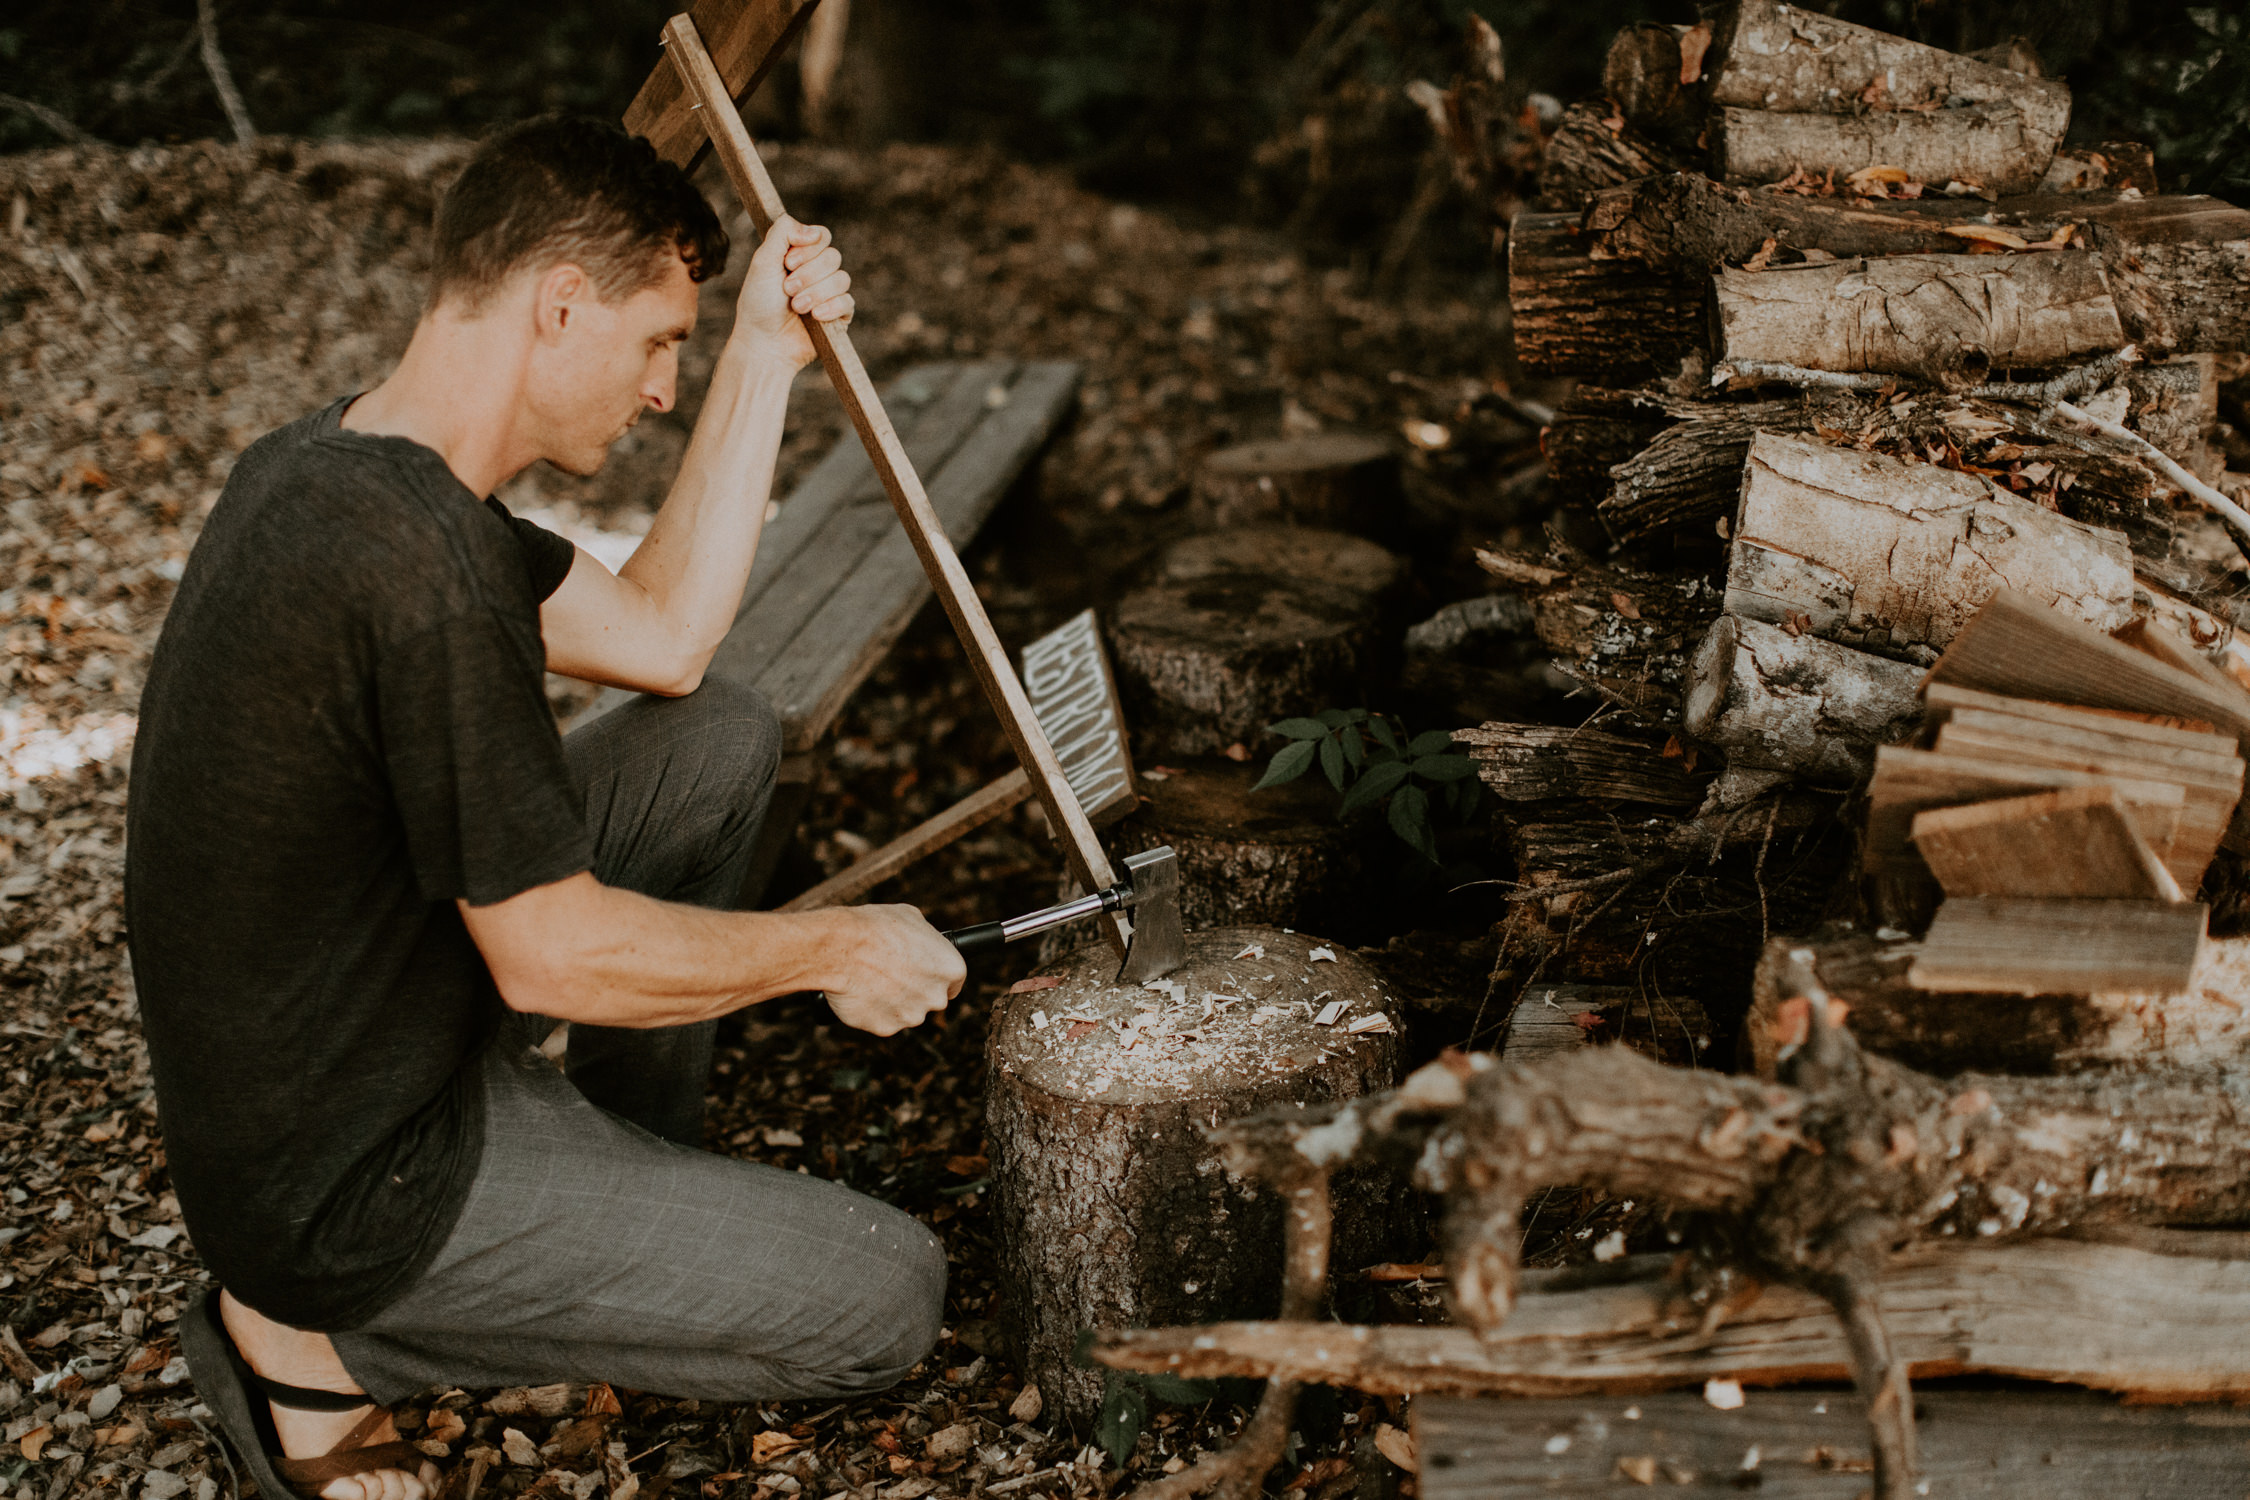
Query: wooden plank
[
  {"left": 1922, "top": 682, "right": 2226, "bottom": 745},
  {"left": 1911, "top": 896, "right": 2207, "bottom": 995},
  {"left": 1935, "top": 710, "right": 2246, "bottom": 783},
  {"left": 1018, "top": 608, "right": 1138, "bottom": 827},
  {"left": 624, "top": 0, "right": 823, "bottom": 170},
  {"left": 710, "top": 359, "right": 1018, "bottom": 705},
  {"left": 779, "top": 768, "right": 1031, "bottom": 911},
  {"left": 756, "top": 360, "right": 1083, "bottom": 753},
  {"left": 1928, "top": 588, "right": 2250, "bottom": 741},
  {"left": 662, "top": 15, "right": 1125, "bottom": 954},
  {"left": 1092, "top": 1237, "right": 2250, "bottom": 1402},
  {"left": 1415, "top": 1389, "right": 2250, "bottom": 1500},
  {"left": 1910, "top": 787, "right": 2182, "bottom": 902},
  {"left": 1864, "top": 746, "right": 2188, "bottom": 880}
]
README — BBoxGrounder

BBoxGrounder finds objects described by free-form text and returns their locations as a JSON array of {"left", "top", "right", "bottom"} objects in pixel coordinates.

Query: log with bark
[
  {"left": 1476, "top": 543, "right": 1724, "bottom": 716},
  {"left": 987, "top": 926, "right": 1403, "bottom": 1428},
  {"left": 1742, "top": 925, "right": 2250, "bottom": 1076},
  {"left": 1533, "top": 100, "right": 1697, "bottom": 215},
  {"left": 1712, "top": 106, "right": 2062, "bottom": 196},
  {"left": 1725, "top": 433, "right": 2135, "bottom": 660},
  {"left": 1457, "top": 724, "right": 1708, "bottom": 810},
  {"left": 1506, "top": 211, "right": 1706, "bottom": 381},
  {"left": 1712, "top": 253, "right": 2124, "bottom": 383},
  {"left": 1100, "top": 1236, "right": 2250, "bottom": 1402},
  {"left": 1703, "top": 0, "right": 2071, "bottom": 190},
  {"left": 1683, "top": 613, "right": 1923, "bottom": 784}
]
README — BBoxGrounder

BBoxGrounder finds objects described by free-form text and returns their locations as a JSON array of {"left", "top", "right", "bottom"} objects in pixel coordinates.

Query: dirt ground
[{"left": 0, "top": 135, "right": 1532, "bottom": 1500}]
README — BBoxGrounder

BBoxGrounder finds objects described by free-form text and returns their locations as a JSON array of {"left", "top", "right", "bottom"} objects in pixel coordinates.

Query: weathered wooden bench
[{"left": 572, "top": 356, "right": 1083, "bottom": 900}]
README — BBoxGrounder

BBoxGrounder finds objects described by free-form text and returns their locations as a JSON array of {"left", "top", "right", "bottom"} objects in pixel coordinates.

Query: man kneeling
[{"left": 125, "top": 115, "right": 965, "bottom": 1500}]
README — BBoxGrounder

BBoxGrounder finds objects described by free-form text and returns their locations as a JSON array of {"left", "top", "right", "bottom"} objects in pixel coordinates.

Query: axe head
[{"left": 1115, "top": 846, "right": 1186, "bottom": 984}]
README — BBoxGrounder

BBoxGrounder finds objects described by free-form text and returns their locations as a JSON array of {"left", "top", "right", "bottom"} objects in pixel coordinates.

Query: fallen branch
[
  {"left": 2052, "top": 398, "right": 2250, "bottom": 553},
  {"left": 197, "top": 0, "right": 257, "bottom": 146},
  {"left": 1715, "top": 347, "right": 2141, "bottom": 403},
  {"left": 0, "top": 92, "right": 99, "bottom": 146}
]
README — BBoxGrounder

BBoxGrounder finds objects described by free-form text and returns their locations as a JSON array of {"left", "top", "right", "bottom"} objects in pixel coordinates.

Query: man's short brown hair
[{"left": 430, "top": 114, "right": 729, "bottom": 310}]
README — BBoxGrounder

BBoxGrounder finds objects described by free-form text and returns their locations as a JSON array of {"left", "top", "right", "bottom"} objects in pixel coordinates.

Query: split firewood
[
  {"left": 1909, "top": 895, "right": 2207, "bottom": 996},
  {"left": 1539, "top": 385, "right": 1715, "bottom": 508},
  {"left": 1598, "top": 22, "right": 1707, "bottom": 152},
  {"left": 1712, "top": 252, "right": 2124, "bottom": 382},
  {"left": 1684, "top": 614, "right": 1922, "bottom": 784},
  {"left": 1476, "top": 541, "right": 1723, "bottom": 715},
  {"left": 1704, "top": 0, "right": 2070, "bottom": 188},
  {"left": 1186, "top": 435, "right": 1403, "bottom": 539},
  {"left": 1908, "top": 785, "right": 2182, "bottom": 902},
  {"left": 1725, "top": 433, "right": 2134, "bottom": 660},
  {"left": 1533, "top": 100, "right": 1698, "bottom": 215},
  {"left": 1506, "top": 210, "right": 1705, "bottom": 380},
  {"left": 1456, "top": 724, "right": 1705, "bottom": 810},
  {"left": 1744, "top": 925, "right": 2250, "bottom": 1076},
  {"left": 987, "top": 927, "right": 1401, "bottom": 1429},
  {"left": 1597, "top": 396, "right": 1821, "bottom": 546}
]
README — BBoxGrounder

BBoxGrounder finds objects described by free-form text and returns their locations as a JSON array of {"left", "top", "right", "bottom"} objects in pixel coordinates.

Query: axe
[
  {"left": 943, "top": 846, "right": 1185, "bottom": 985},
  {"left": 632, "top": 2, "right": 1183, "bottom": 979}
]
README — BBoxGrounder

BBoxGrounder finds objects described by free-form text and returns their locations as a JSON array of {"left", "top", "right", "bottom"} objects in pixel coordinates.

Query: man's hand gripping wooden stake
[{"left": 656, "top": 11, "right": 1131, "bottom": 957}]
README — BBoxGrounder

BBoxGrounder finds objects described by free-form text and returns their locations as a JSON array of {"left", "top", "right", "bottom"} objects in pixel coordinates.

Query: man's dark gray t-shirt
[{"left": 126, "top": 398, "right": 591, "bottom": 1330}]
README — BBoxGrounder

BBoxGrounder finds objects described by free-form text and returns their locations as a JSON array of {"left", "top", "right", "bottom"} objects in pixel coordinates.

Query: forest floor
[{"left": 0, "top": 135, "right": 1534, "bottom": 1500}]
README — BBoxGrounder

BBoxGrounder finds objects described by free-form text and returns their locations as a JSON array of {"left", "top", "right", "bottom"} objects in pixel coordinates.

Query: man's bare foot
[{"left": 218, "top": 1292, "right": 439, "bottom": 1500}]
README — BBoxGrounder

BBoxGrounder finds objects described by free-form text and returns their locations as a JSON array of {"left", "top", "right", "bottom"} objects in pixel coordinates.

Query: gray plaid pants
[{"left": 331, "top": 682, "right": 947, "bottom": 1403}]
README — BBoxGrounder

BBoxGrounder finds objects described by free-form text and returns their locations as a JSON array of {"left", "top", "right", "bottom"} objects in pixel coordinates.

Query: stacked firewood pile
[{"left": 1083, "top": 7, "right": 2250, "bottom": 1499}]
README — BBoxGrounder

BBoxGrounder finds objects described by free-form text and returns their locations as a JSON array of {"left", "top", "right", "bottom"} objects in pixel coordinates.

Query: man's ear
[{"left": 531, "top": 263, "right": 592, "bottom": 342}]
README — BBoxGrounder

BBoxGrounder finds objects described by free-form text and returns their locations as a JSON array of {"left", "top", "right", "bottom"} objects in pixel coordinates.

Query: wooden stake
[{"left": 659, "top": 13, "right": 1128, "bottom": 954}]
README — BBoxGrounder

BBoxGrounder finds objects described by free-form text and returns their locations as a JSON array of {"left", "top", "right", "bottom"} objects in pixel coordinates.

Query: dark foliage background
[{"left": 1, "top": 0, "right": 2244, "bottom": 260}]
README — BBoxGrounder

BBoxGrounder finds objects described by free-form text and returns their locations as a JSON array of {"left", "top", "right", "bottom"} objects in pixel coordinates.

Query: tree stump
[
  {"left": 1187, "top": 434, "right": 1402, "bottom": 538},
  {"left": 1106, "top": 573, "right": 1380, "bottom": 759},
  {"left": 988, "top": 926, "right": 1403, "bottom": 1427},
  {"left": 1156, "top": 525, "right": 1406, "bottom": 603},
  {"left": 1113, "top": 758, "right": 1361, "bottom": 933}
]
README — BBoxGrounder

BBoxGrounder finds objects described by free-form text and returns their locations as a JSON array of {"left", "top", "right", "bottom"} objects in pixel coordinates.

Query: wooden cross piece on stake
[{"left": 627, "top": 2, "right": 1130, "bottom": 956}]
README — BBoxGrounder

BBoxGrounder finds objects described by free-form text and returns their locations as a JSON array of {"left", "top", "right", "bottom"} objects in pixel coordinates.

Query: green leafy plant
[{"left": 1254, "top": 708, "right": 1480, "bottom": 862}]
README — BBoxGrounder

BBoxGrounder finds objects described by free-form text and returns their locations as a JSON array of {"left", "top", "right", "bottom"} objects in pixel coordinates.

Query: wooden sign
[{"left": 1022, "top": 609, "right": 1138, "bottom": 827}]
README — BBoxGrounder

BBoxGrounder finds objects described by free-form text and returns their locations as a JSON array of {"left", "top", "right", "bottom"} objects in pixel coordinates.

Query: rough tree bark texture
[
  {"left": 1533, "top": 101, "right": 1697, "bottom": 214},
  {"left": 1712, "top": 253, "right": 2124, "bottom": 381},
  {"left": 1725, "top": 432, "right": 2135, "bottom": 660},
  {"left": 1507, "top": 211, "right": 1706, "bottom": 381},
  {"left": 1713, "top": 106, "right": 2061, "bottom": 195},
  {"left": 1107, "top": 574, "right": 1380, "bottom": 759},
  {"left": 1186, "top": 435, "right": 1402, "bottom": 539},
  {"left": 1742, "top": 928, "right": 2250, "bottom": 1077},
  {"left": 1705, "top": 0, "right": 2070, "bottom": 165},
  {"left": 1110, "top": 759, "right": 1363, "bottom": 934},
  {"left": 1684, "top": 614, "right": 1923, "bottom": 784},
  {"left": 1479, "top": 544, "right": 1725, "bottom": 714},
  {"left": 1585, "top": 176, "right": 2250, "bottom": 353},
  {"left": 1599, "top": 398, "right": 1819, "bottom": 545},
  {"left": 987, "top": 927, "right": 1401, "bottom": 1427}
]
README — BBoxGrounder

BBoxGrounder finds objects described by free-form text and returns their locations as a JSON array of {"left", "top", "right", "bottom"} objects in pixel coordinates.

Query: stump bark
[
  {"left": 1186, "top": 434, "right": 1402, "bottom": 538},
  {"left": 1112, "top": 759, "right": 1362, "bottom": 934},
  {"left": 988, "top": 926, "right": 1403, "bottom": 1427},
  {"left": 1107, "top": 573, "right": 1381, "bottom": 759}
]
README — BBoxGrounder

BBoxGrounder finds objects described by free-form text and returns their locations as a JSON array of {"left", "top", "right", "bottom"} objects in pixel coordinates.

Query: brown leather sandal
[{"left": 179, "top": 1290, "right": 431, "bottom": 1499}]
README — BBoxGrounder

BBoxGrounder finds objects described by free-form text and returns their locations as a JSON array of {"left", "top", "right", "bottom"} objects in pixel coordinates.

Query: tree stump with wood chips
[
  {"left": 988, "top": 926, "right": 1402, "bottom": 1428},
  {"left": 1187, "top": 433, "right": 1402, "bottom": 538}
]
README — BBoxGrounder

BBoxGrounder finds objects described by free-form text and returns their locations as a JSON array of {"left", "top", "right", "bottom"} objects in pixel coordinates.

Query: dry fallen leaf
[
  {"left": 752, "top": 1430, "right": 805, "bottom": 1464},
  {"left": 1941, "top": 224, "right": 2029, "bottom": 251},
  {"left": 1373, "top": 1423, "right": 1416, "bottom": 1472},
  {"left": 1677, "top": 21, "right": 1713, "bottom": 84},
  {"left": 1007, "top": 975, "right": 1065, "bottom": 994},
  {"left": 1009, "top": 1383, "right": 1044, "bottom": 1422},
  {"left": 1615, "top": 1455, "right": 1659, "bottom": 1484},
  {"left": 18, "top": 1426, "right": 51, "bottom": 1462},
  {"left": 1739, "top": 235, "right": 1778, "bottom": 272},
  {"left": 1609, "top": 592, "right": 1641, "bottom": 620}
]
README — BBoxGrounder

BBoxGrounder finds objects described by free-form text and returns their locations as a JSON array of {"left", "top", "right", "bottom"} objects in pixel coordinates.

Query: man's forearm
[
  {"left": 462, "top": 870, "right": 836, "bottom": 1028},
  {"left": 614, "top": 348, "right": 798, "bottom": 674}
]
